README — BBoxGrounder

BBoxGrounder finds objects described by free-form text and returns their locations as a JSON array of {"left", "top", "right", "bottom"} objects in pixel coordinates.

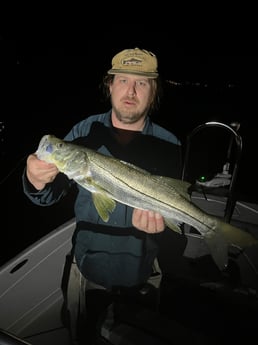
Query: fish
[{"left": 36, "top": 134, "right": 258, "bottom": 271}]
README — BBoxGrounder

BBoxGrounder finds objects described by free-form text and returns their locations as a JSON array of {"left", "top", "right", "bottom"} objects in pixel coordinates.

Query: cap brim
[{"left": 108, "top": 69, "right": 158, "bottom": 78}]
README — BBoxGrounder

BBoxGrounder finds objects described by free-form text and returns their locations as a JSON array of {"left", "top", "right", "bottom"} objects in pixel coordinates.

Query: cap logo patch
[{"left": 122, "top": 58, "right": 143, "bottom": 66}]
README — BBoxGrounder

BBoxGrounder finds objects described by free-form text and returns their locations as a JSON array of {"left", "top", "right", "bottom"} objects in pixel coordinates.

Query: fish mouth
[{"left": 36, "top": 135, "right": 52, "bottom": 159}]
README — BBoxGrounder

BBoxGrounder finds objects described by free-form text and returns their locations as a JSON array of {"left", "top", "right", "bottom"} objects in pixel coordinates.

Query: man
[{"left": 23, "top": 47, "right": 182, "bottom": 344}]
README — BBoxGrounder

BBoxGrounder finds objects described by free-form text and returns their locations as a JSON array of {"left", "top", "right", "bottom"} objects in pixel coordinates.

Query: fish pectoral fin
[
  {"left": 165, "top": 218, "right": 183, "bottom": 234},
  {"left": 92, "top": 192, "right": 116, "bottom": 222}
]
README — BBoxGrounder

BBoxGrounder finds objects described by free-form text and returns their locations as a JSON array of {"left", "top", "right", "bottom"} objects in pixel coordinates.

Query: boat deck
[{"left": 1, "top": 194, "right": 258, "bottom": 345}]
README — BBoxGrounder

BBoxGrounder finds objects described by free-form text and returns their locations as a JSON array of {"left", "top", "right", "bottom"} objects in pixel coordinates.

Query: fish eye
[{"left": 46, "top": 144, "right": 53, "bottom": 153}]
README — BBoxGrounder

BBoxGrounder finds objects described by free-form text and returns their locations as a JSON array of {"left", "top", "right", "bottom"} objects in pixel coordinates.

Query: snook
[{"left": 36, "top": 134, "right": 258, "bottom": 271}]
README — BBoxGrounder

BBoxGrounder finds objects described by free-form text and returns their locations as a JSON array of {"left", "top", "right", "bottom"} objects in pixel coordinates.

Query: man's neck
[{"left": 111, "top": 112, "right": 146, "bottom": 132}]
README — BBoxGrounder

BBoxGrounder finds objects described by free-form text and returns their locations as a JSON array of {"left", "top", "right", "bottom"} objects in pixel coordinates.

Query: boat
[{"left": 0, "top": 122, "right": 258, "bottom": 345}]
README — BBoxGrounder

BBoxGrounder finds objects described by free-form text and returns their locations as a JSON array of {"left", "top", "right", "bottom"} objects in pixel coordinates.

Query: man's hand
[
  {"left": 132, "top": 209, "right": 165, "bottom": 233},
  {"left": 26, "top": 153, "right": 59, "bottom": 190}
]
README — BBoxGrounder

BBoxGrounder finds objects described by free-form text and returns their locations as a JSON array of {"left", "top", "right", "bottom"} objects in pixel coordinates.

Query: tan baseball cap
[{"left": 108, "top": 47, "right": 158, "bottom": 78}]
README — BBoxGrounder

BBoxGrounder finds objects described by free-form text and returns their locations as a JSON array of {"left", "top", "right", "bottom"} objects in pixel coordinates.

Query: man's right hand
[{"left": 26, "top": 153, "right": 59, "bottom": 190}]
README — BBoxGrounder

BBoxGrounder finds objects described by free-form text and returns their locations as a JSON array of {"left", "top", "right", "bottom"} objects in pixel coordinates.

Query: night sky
[{"left": 10, "top": 40, "right": 258, "bottom": 154}]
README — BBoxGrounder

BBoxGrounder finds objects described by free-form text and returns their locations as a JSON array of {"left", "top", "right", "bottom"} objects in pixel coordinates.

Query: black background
[{"left": 1, "top": 37, "right": 258, "bottom": 265}]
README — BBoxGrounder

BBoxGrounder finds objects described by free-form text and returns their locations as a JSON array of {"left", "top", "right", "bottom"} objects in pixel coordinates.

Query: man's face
[{"left": 110, "top": 74, "right": 153, "bottom": 125}]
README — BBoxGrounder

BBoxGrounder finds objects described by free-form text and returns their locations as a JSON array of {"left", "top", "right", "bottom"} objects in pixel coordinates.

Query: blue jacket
[{"left": 23, "top": 110, "right": 182, "bottom": 288}]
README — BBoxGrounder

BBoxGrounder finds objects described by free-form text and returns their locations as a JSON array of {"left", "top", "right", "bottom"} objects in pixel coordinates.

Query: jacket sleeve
[{"left": 22, "top": 169, "right": 73, "bottom": 206}]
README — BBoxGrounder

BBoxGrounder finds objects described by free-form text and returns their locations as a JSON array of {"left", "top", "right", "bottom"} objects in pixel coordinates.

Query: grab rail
[{"left": 182, "top": 121, "right": 242, "bottom": 223}]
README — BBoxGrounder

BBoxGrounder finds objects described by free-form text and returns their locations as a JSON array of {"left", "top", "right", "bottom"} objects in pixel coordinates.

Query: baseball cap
[{"left": 108, "top": 47, "right": 158, "bottom": 78}]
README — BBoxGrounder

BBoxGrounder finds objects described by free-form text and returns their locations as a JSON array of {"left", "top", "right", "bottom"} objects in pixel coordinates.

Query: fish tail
[
  {"left": 204, "top": 231, "right": 229, "bottom": 271},
  {"left": 218, "top": 220, "right": 258, "bottom": 248},
  {"left": 203, "top": 220, "right": 258, "bottom": 271}
]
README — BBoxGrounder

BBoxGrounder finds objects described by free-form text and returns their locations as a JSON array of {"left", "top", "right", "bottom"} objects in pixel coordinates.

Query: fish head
[
  {"left": 36, "top": 134, "right": 90, "bottom": 177},
  {"left": 36, "top": 134, "right": 60, "bottom": 161},
  {"left": 36, "top": 134, "right": 72, "bottom": 170}
]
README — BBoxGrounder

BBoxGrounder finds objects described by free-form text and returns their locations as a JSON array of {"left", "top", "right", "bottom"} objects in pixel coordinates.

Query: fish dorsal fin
[
  {"left": 154, "top": 176, "right": 192, "bottom": 201},
  {"left": 92, "top": 192, "right": 116, "bottom": 222}
]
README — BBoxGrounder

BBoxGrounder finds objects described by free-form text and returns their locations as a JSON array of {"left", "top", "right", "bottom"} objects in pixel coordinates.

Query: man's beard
[{"left": 112, "top": 104, "right": 147, "bottom": 125}]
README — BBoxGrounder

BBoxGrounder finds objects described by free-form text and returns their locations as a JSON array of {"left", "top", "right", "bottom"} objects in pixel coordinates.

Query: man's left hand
[{"left": 132, "top": 209, "right": 165, "bottom": 233}]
